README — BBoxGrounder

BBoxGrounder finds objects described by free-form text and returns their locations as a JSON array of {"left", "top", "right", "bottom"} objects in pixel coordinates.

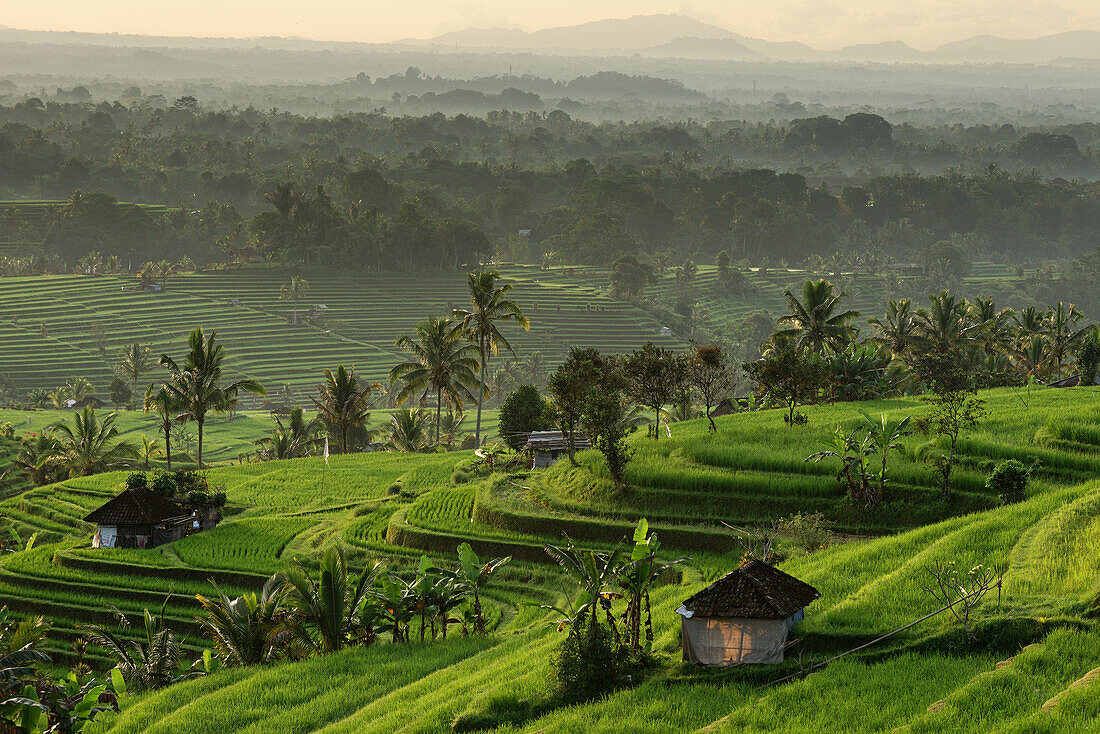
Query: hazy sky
[{"left": 2, "top": 0, "right": 1098, "bottom": 49}]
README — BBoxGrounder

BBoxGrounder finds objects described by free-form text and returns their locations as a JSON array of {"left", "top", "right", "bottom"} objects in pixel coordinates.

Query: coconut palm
[
  {"left": 312, "top": 365, "right": 378, "bottom": 454},
  {"left": 967, "top": 297, "right": 1015, "bottom": 358},
  {"left": 117, "top": 343, "right": 153, "bottom": 395},
  {"left": 138, "top": 434, "right": 159, "bottom": 470},
  {"left": 279, "top": 276, "right": 310, "bottom": 324},
  {"left": 775, "top": 279, "right": 860, "bottom": 354},
  {"left": 914, "top": 291, "right": 974, "bottom": 353},
  {"left": 390, "top": 317, "right": 480, "bottom": 446},
  {"left": 160, "top": 328, "right": 265, "bottom": 469},
  {"left": 1014, "top": 334, "right": 1050, "bottom": 379},
  {"left": 433, "top": 410, "right": 466, "bottom": 450},
  {"left": 387, "top": 408, "right": 431, "bottom": 452},
  {"left": 48, "top": 408, "right": 137, "bottom": 478},
  {"left": 196, "top": 576, "right": 291, "bottom": 667},
  {"left": 14, "top": 433, "right": 59, "bottom": 486},
  {"left": 1013, "top": 305, "right": 1045, "bottom": 342},
  {"left": 278, "top": 545, "right": 382, "bottom": 655},
  {"left": 452, "top": 270, "right": 530, "bottom": 444},
  {"left": 143, "top": 385, "right": 181, "bottom": 471},
  {"left": 64, "top": 376, "right": 96, "bottom": 403},
  {"left": 867, "top": 299, "right": 917, "bottom": 357},
  {"left": 1044, "top": 301, "right": 1084, "bottom": 378}
]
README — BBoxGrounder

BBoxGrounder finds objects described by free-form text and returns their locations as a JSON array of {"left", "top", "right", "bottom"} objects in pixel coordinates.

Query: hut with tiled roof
[
  {"left": 84, "top": 487, "right": 191, "bottom": 549},
  {"left": 675, "top": 559, "right": 820, "bottom": 665}
]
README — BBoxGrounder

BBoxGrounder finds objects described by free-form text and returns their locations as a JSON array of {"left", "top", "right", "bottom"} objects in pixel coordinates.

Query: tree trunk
[
  {"left": 197, "top": 418, "right": 204, "bottom": 469},
  {"left": 706, "top": 404, "right": 716, "bottom": 432},
  {"left": 436, "top": 390, "right": 442, "bottom": 446},
  {"left": 163, "top": 421, "right": 173, "bottom": 471},
  {"left": 653, "top": 405, "right": 660, "bottom": 440},
  {"left": 475, "top": 335, "right": 486, "bottom": 445}
]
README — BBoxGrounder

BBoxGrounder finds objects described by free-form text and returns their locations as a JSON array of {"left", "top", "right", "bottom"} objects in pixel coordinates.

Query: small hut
[
  {"left": 84, "top": 487, "right": 191, "bottom": 549},
  {"left": 676, "top": 560, "right": 820, "bottom": 666},
  {"left": 523, "top": 431, "right": 591, "bottom": 468}
]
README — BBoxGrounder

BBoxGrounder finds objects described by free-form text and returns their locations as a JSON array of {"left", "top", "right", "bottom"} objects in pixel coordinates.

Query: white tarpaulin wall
[{"left": 680, "top": 615, "right": 790, "bottom": 665}]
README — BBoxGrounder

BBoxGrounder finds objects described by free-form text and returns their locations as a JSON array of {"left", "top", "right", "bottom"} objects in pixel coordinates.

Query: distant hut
[
  {"left": 676, "top": 560, "right": 820, "bottom": 666},
  {"left": 1047, "top": 374, "right": 1100, "bottom": 388},
  {"left": 84, "top": 487, "right": 191, "bottom": 549},
  {"left": 523, "top": 430, "right": 591, "bottom": 468},
  {"left": 658, "top": 326, "right": 675, "bottom": 338}
]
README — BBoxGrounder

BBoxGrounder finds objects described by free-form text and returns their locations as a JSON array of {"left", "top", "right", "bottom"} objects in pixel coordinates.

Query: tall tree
[
  {"left": 867, "top": 299, "right": 917, "bottom": 357},
  {"left": 280, "top": 276, "right": 310, "bottom": 324},
  {"left": 914, "top": 291, "right": 974, "bottom": 353},
  {"left": 776, "top": 279, "right": 860, "bottom": 354},
  {"left": 143, "top": 385, "right": 179, "bottom": 471},
  {"left": 160, "top": 327, "right": 265, "bottom": 468},
  {"left": 743, "top": 342, "right": 826, "bottom": 427},
  {"left": 624, "top": 342, "right": 687, "bottom": 440},
  {"left": 49, "top": 407, "right": 137, "bottom": 478},
  {"left": 688, "top": 345, "right": 733, "bottom": 432},
  {"left": 1044, "top": 301, "right": 1084, "bottom": 378},
  {"left": 390, "top": 317, "right": 480, "bottom": 446},
  {"left": 547, "top": 347, "right": 603, "bottom": 465},
  {"left": 452, "top": 270, "right": 529, "bottom": 445},
  {"left": 312, "top": 365, "right": 377, "bottom": 454},
  {"left": 117, "top": 343, "right": 153, "bottom": 396}
]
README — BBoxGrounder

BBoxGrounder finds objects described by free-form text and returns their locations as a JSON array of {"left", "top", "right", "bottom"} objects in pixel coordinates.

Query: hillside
[
  {"left": 0, "top": 387, "right": 1096, "bottom": 732},
  {"left": 0, "top": 261, "right": 1042, "bottom": 400}
]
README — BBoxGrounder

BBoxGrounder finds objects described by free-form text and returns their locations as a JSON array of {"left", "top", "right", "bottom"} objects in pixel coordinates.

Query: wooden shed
[
  {"left": 523, "top": 431, "right": 591, "bottom": 468},
  {"left": 676, "top": 560, "right": 820, "bottom": 666},
  {"left": 84, "top": 487, "right": 191, "bottom": 549}
]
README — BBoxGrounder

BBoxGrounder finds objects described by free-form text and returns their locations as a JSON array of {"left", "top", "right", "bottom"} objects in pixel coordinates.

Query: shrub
[
  {"left": 498, "top": 385, "right": 552, "bottom": 449},
  {"left": 987, "top": 459, "right": 1030, "bottom": 504},
  {"left": 549, "top": 617, "right": 618, "bottom": 704},
  {"left": 780, "top": 512, "right": 834, "bottom": 553},
  {"left": 451, "top": 467, "right": 471, "bottom": 485},
  {"left": 386, "top": 480, "right": 403, "bottom": 496},
  {"left": 784, "top": 411, "right": 808, "bottom": 426},
  {"left": 460, "top": 434, "right": 478, "bottom": 450},
  {"left": 125, "top": 472, "right": 148, "bottom": 491},
  {"left": 149, "top": 470, "right": 177, "bottom": 497}
]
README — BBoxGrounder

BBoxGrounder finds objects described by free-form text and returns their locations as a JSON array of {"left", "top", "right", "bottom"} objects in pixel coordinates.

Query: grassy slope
[{"left": 0, "top": 387, "right": 1095, "bottom": 732}]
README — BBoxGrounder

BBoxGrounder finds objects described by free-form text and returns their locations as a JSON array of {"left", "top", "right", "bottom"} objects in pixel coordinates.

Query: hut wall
[{"left": 681, "top": 616, "right": 789, "bottom": 665}]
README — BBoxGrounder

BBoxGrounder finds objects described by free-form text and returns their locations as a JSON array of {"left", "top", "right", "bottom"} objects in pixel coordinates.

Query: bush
[
  {"left": 987, "top": 459, "right": 1030, "bottom": 504},
  {"left": 451, "top": 467, "right": 471, "bottom": 485},
  {"left": 460, "top": 434, "right": 478, "bottom": 450},
  {"left": 498, "top": 385, "right": 552, "bottom": 450},
  {"left": 125, "top": 472, "right": 148, "bottom": 491},
  {"left": 386, "top": 480, "right": 403, "bottom": 496},
  {"left": 780, "top": 512, "right": 834, "bottom": 553},
  {"left": 149, "top": 470, "right": 177, "bottom": 497},
  {"left": 549, "top": 617, "right": 618, "bottom": 704},
  {"left": 784, "top": 411, "right": 808, "bottom": 426}
]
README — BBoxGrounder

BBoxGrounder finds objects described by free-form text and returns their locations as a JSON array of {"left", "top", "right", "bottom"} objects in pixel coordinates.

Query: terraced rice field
[{"left": 0, "top": 385, "right": 1096, "bottom": 732}]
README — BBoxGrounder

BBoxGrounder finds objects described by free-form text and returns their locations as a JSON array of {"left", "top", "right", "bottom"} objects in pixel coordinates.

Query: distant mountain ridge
[{"left": 0, "top": 16, "right": 1098, "bottom": 63}]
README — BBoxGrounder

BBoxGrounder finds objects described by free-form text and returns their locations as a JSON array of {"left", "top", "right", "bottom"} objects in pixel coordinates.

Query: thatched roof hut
[
  {"left": 84, "top": 487, "right": 191, "bottom": 549},
  {"left": 676, "top": 560, "right": 820, "bottom": 666}
]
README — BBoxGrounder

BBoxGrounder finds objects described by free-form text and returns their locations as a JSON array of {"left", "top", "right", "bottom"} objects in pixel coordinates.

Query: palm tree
[
  {"left": 254, "top": 409, "right": 321, "bottom": 460},
  {"left": 867, "top": 299, "right": 917, "bottom": 357},
  {"left": 279, "top": 545, "right": 381, "bottom": 655},
  {"left": 118, "top": 343, "right": 153, "bottom": 395},
  {"left": 143, "top": 385, "right": 181, "bottom": 471},
  {"left": 390, "top": 317, "right": 480, "bottom": 446},
  {"left": 387, "top": 408, "right": 431, "bottom": 452},
  {"left": 64, "top": 376, "right": 96, "bottom": 403},
  {"left": 160, "top": 328, "right": 265, "bottom": 468},
  {"left": 14, "top": 433, "right": 59, "bottom": 486},
  {"left": 967, "top": 297, "right": 1015, "bottom": 358},
  {"left": 279, "top": 276, "right": 310, "bottom": 324},
  {"left": 1044, "top": 302, "right": 1084, "bottom": 378},
  {"left": 914, "top": 291, "right": 974, "bottom": 353},
  {"left": 776, "top": 279, "right": 860, "bottom": 354},
  {"left": 1014, "top": 334, "right": 1050, "bottom": 379},
  {"left": 264, "top": 182, "right": 299, "bottom": 218},
  {"left": 452, "top": 271, "right": 529, "bottom": 444},
  {"left": 312, "top": 365, "right": 378, "bottom": 454},
  {"left": 138, "top": 434, "right": 159, "bottom": 470},
  {"left": 49, "top": 408, "right": 137, "bottom": 478},
  {"left": 1014, "top": 305, "right": 1045, "bottom": 343},
  {"left": 81, "top": 602, "right": 198, "bottom": 693},
  {"left": 196, "top": 576, "right": 291, "bottom": 667}
]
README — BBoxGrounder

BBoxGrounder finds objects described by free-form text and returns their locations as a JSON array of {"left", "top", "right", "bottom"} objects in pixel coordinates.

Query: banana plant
[
  {"left": 616, "top": 519, "right": 687, "bottom": 652},
  {"left": 368, "top": 572, "right": 416, "bottom": 644},
  {"left": 454, "top": 543, "right": 510, "bottom": 634},
  {"left": 543, "top": 536, "right": 624, "bottom": 636},
  {"left": 861, "top": 411, "right": 911, "bottom": 502}
]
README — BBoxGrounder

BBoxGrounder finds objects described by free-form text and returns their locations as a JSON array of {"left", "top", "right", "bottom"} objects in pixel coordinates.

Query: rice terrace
[{"left": 1, "top": 7, "right": 1100, "bottom": 734}]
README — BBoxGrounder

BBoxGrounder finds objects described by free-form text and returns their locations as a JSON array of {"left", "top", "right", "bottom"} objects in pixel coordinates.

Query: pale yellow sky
[{"left": 1, "top": 0, "right": 1098, "bottom": 49}]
